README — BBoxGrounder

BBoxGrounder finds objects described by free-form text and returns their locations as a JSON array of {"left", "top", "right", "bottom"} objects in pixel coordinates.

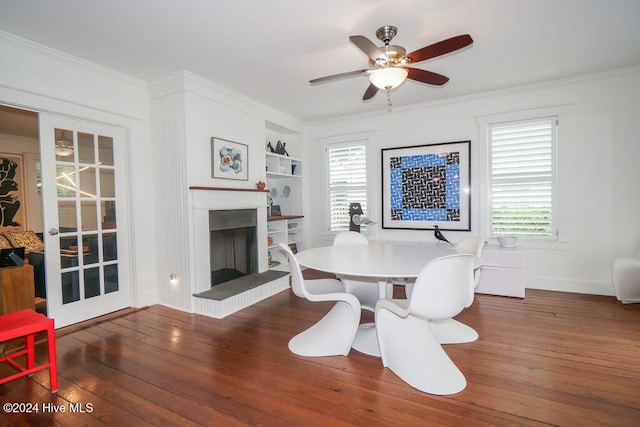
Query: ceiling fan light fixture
[
  {"left": 369, "top": 67, "right": 408, "bottom": 89},
  {"left": 55, "top": 140, "right": 73, "bottom": 157}
]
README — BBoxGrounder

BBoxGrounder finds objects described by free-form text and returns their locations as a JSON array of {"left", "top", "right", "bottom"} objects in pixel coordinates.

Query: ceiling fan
[{"left": 309, "top": 25, "right": 473, "bottom": 105}]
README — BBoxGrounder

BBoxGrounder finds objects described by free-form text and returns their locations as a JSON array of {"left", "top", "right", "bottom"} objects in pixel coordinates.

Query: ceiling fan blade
[
  {"left": 309, "top": 69, "right": 369, "bottom": 84},
  {"left": 349, "top": 35, "right": 386, "bottom": 61},
  {"left": 404, "top": 34, "right": 473, "bottom": 64},
  {"left": 362, "top": 83, "right": 378, "bottom": 100},
  {"left": 406, "top": 68, "right": 450, "bottom": 85}
]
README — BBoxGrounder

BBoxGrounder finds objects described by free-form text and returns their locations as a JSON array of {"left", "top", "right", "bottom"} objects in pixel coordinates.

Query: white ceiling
[{"left": 1, "top": 0, "right": 640, "bottom": 123}]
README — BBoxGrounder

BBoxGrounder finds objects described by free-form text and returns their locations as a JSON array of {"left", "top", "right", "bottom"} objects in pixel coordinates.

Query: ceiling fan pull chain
[{"left": 386, "top": 87, "right": 393, "bottom": 111}]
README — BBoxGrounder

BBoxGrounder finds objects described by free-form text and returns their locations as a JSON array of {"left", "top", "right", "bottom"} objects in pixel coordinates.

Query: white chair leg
[
  {"left": 288, "top": 300, "right": 358, "bottom": 357},
  {"left": 430, "top": 318, "right": 479, "bottom": 344},
  {"left": 376, "top": 308, "right": 467, "bottom": 395}
]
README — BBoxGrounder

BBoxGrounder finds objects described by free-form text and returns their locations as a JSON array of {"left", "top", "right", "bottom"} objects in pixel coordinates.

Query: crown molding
[
  {"left": 306, "top": 65, "right": 640, "bottom": 126},
  {"left": 0, "top": 30, "right": 147, "bottom": 88},
  {"left": 148, "top": 70, "right": 303, "bottom": 133}
]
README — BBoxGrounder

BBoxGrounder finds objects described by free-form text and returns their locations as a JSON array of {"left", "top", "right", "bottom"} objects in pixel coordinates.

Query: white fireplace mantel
[
  {"left": 190, "top": 187, "right": 269, "bottom": 293},
  {"left": 187, "top": 187, "right": 289, "bottom": 318}
]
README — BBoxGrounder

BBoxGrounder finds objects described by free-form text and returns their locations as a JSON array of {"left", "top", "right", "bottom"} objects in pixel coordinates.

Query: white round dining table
[
  {"left": 294, "top": 242, "right": 460, "bottom": 356},
  {"left": 295, "top": 242, "right": 456, "bottom": 297}
]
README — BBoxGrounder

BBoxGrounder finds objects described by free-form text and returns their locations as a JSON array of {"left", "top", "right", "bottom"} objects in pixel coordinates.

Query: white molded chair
[
  {"left": 612, "top": 253, "right": 640, "bottom": 303},
  {"left": 420, "top": 236, "right": 482, "bottom": 345},
  {"left": 279, "top": 243, "right": 361, "bottom": 357},
  {"left": 333, "top": 231, "right": 389, "bottom": 311},
  {"left": 405, "top": 235, "right": 484, "bottom": 303},
  {"left": 456, "top": 236, "right": 485, "bottom": 289},
  {"left": 403, "top": 238, "right": 480, "bottom": 344},
  {"left": 375, "top": 254, "right": 475, "bottom": 395}
]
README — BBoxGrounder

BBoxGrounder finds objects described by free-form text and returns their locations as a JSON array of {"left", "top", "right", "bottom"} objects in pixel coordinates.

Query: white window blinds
[
  {"left": 327, "top": 141, "right": 368, "bottom": 232},
  {"left": 489, "top": 118, "right": 557, "bottom": 238}
]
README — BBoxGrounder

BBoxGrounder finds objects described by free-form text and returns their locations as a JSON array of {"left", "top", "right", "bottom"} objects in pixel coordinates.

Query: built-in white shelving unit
[
  {"left": 265, "top": 152, "right": 302, "bottom": 178},
  {"left": 265, "top": 122, "right": 303, "bottom": 271}
]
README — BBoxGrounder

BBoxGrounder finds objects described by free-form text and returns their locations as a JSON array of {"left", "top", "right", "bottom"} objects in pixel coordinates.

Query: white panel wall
[
  {"left": 183, "top": 91, "right": 265, "bottom": 187},
  {"left": 0, "top": 31, "right": 148, "bottom": 120},
  {"left": 150, "top": 92, "right": 192, "bottom": 310},
  {"left": 0, "top": 31, "right": 158, "bottom": 307},
  {"left": 150, "top": 72, "right": 302, "bottom": 313},
  {"left": 302, "top": 68, "right": 640, "bottom": 296}
]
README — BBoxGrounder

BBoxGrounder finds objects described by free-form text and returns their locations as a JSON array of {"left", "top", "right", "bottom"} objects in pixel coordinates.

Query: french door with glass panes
[{"left": 38, "top": 114, "right": 131, "bottom": 328}]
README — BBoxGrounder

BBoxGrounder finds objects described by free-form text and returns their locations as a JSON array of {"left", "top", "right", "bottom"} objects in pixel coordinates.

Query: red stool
[{"left": 0, "top": 309, "right": 58, "bottom": 392}]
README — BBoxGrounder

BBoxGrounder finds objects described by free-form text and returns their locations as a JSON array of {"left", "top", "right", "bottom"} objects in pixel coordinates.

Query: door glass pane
[
  {"left": 103, "top": 232, "right": 117, "bottom": 262},
  {"left": 84, "top": 267, "right": 101, "bottom": 299},
  {"left": 101, "top": 201, "right": 117, "bottom": 229},
  {"left": 83, "top": 234, "right": 99, "bottom": 265},
  {"left": 61, "top": 254, "right": 79, "bottom": 269},
  {"left": 100, "top": 169, "right": 115, "bottom": 197},
  {"left": 78, "top": 132, "right": 95, "bottom": 164},
  {"left": 54, "top": 128, "right": 74, "bottom": 163},
  {"left": 104, "top": 264, "right": 119, "bottom": 294},
  {"left": 58, "top": 201, "right": 77, "bottom": 231},
  {"left": 62, "top": 271, "right": 80, "bottom": 304},
  {"left": 98, "top": 136, "right": 114, "bottom": 166},
  {"left": 79, "top": 167, "right": 97, "bottom": 198},
  {"left": 81, "top": 201, "right": 98, "bottom": 231},
  {"left": 60, "top": 235, "right": 78, "bottom": 268},
  {"left": 56, "top": 165, "right": 76, "bottom": 197},
  {"left": 60, "top": 235, "right": 77, "bottom": 251}
]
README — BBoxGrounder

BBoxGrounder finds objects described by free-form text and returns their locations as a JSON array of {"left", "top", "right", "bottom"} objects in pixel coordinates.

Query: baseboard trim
[{"left": 527, "top": 275, "right": 615, "bottom": 296}]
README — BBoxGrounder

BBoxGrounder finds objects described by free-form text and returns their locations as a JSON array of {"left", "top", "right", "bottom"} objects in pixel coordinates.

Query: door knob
[{"left": 48, "top": 227, "right": 59, "bottom": 236}]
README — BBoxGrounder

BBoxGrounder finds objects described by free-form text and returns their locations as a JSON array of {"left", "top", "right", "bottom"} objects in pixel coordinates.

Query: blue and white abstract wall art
[{"left": 382, "top": 140, "right": 470, "bottom": 231}]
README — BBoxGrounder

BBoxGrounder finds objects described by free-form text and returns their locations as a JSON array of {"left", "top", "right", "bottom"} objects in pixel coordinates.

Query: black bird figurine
[{"left": 434, "top": 225, "right": 453, "bottom": 246}]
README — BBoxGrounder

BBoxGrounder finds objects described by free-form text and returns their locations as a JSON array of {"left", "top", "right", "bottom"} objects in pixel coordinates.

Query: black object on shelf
[
  {"left": 0, "top": 247, "right": 25, "bottom": 267},
  {"left": 274, "top": 140, "right": 289, "bottom": 156}
]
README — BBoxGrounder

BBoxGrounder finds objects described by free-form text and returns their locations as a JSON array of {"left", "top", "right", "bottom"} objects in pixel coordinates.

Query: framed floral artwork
[{"left": 211, "top": 137, "right": 248, "bottom": 181}]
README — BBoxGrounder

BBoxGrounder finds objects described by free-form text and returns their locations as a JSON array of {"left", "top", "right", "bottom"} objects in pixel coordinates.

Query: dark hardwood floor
[{"left": 1, "top": 280, "right": 639, "bottom": 426}]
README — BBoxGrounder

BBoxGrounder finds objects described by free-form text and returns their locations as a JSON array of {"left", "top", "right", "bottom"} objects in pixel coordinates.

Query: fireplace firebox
[{"left": 209, "top": 209, "right": 257, "bottom": 287}]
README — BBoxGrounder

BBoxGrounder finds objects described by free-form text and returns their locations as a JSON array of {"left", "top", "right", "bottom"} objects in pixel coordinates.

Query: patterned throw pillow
[
  {"left": 0, "top": 234, "right": 13, "bottom": 249},
  {"left": 4, "top": 230, "right": 45, "bottom": 252}
]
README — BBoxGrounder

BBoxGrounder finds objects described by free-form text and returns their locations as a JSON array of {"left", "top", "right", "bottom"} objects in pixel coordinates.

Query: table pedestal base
[{"left": 352, "top": 323, "right": 381, "bottom": 357}]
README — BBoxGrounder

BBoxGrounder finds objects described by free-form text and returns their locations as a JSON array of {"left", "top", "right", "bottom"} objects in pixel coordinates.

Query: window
[
  {"left": 327, "top": 141, "right": 368, "bottom": 232},
  {"left": 488, "top": 117, "right": 557, "bottom": 238}
]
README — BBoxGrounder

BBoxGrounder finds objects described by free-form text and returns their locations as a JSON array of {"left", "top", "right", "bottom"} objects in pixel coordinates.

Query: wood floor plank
[
  {"left": 1, "top": 288, "right": 639, "bottom": 426},
  {"left": 57, "top": 334, "right": 248, "bottom": 427},
  {"left": 66, "top": 330, "right": 301, "bottom": 426}
]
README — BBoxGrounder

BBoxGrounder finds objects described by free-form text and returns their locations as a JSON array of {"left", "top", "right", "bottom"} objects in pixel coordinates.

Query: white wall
[
  {"left": 0, "top": 31, "right": 158, "bottom": 307},
  {"left": 302, "top": 68, "right": 640, "bottom": 296}
]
